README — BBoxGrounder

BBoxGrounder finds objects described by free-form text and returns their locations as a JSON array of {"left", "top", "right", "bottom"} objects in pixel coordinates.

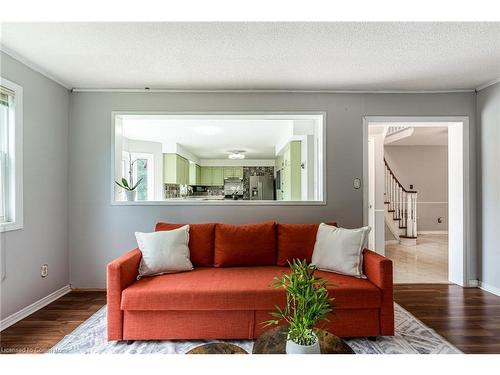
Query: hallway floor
[{"left": 385, "top": 234, "right": 448, "bottom": 283}]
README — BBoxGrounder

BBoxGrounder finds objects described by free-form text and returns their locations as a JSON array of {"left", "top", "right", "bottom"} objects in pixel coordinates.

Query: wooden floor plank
[{"left": 1, "top": 285, "right": 499, "bottom": 354}]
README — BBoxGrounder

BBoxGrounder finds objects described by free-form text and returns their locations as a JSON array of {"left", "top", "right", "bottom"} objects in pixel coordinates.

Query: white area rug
[{"left": 48, "top": 304, "right": 460, "bottom": 354}]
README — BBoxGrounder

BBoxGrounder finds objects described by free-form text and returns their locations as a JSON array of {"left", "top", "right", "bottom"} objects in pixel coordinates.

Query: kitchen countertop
[{"left": 167, "top": 196, "right": 233, "bottom": 201}]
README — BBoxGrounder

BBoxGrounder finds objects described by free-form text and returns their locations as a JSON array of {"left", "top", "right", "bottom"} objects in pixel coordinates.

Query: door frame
[
  {"left": 367, "top": 137, "right": 375, "bottom": 250},
  {"left": 362, "top": 116, "right": 472, "bottom": 287}
]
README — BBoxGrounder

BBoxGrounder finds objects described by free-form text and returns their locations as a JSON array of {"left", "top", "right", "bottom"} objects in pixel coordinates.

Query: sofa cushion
[
  {"left": 120, "top": 266, "right": 381, "bottom": 311},
  {"left": 155, "top": 222, "right": 215, "bottom": 266},
  {"left": 135, "top": 227, "right": 193, "bottom": 277},
  {"left": 214, "top": 222, "right": 276, "bottom": 267},
  {"left": 276, "top": 222, "right": 337, "bottom": 266}
]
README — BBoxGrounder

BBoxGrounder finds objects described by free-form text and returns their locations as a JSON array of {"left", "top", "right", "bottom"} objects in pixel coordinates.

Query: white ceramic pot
[
  {"left": 285, "top": 334, "right": 320, "bottom": 354},
  {"left": 125, "top": 190, "right": 137, "bottom": 202}
]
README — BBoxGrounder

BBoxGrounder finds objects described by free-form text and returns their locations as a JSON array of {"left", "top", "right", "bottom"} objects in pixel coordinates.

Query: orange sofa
[{"left": 107, "top": 222, "right": 394, "bottom": 341}]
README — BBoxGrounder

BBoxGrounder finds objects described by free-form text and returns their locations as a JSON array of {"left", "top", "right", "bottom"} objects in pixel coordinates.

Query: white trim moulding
[
  {"left": 479, "top": 281, "right": 500, "bottom": 297},
  {"left": 417, "top": 231, "right": 449, "bottom": 235},
  {"left": 0, "top": 46, "right": 71, "bottom": 90},
  {"left": 468, "top": 279, "right": 480, "bottom": 288},
  {"left": 72, "top": 88, "right": 475, "bottom": 94},
  {"left": 476, "top": 77, "right": 500, "bottom": 92},
  {"left": 0, "top": 285, "right": 71, "bottom": 331}
]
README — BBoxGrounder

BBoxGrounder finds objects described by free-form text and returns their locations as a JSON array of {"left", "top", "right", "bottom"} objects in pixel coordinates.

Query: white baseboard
[
  {"left": 479, "top": 281, "right": 500, "bottom": 296},
  {"left": 417, "top": 231, "right": 449, "bottom": 235},
  {"left": 385, "top": 240, "right": 399, "bottom": 245},
  {"left": 0, "top": 284, "right": 71, "bottom": 331},
  {"left": 467, "top": 279, "right": 479, "bottom": 288}
]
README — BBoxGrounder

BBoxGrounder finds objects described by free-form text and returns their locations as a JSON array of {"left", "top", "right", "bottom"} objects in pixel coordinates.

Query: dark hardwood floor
[
  {"left": 1, "top": 285, "right": 499, "bottom": 354},
  {"left": 394, "top": 284, "right": 500, "bottom": 354},
  {"left": 0, "top": 291, "right": 106, "bottom": 354}
]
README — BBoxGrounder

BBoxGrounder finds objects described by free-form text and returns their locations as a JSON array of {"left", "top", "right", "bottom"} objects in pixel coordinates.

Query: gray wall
[
  {"left": 68, "top": 91, "right": 477, "bottom": 288},
  {"left": 0, "top": 52, "right": 69, "bottom": 319},
  {"left": 477, "top": 82, "right": 500, "bottom": 292},
  {"left": 385, "top": 145, "right": 448, "bottom": 231}
]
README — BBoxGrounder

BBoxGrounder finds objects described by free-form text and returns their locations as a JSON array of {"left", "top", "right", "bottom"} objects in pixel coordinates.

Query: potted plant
[
  {"left": 115, "top": 177, "right": 142, "bottom": 201},
  {"left": 115, "top": 155, "right": 144, "bottom": 201},
  {"left": 264, "top": 259, "right": 334, "bottom": 354}
]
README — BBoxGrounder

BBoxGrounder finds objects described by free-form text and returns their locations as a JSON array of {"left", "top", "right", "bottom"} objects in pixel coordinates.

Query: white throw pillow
[
  {"left": 311, "top": 223, "right": 371, "bottom": 278},
  {"left": 135, "top": 225, "right": 193, "bottom": 278}
]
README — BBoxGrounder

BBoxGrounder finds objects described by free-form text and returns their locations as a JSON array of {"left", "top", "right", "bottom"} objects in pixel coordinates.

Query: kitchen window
[
  {"left": 120, "top": 151, "right": 155, "bottom": 201},
  {"left": 0, "top": 78, "right": 23, "bottom": 231}
]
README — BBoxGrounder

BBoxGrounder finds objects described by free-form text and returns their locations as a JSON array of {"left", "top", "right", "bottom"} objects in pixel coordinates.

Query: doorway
[{"left": 363, "top": 117, "right": 471, "bottom": 287}]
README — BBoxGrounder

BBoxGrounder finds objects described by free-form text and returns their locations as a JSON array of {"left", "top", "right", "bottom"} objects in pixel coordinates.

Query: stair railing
[{"left": 384, "top": 159, "right": 418, "bottom": 238}]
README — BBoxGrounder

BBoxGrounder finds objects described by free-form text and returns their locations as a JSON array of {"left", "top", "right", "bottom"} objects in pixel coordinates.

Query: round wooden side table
[
  {"left": 187, "top": 342, "right": 248, "bottom": 354},
  {"left": 252, "top": 326, "right": 355, "bottom": 354}
]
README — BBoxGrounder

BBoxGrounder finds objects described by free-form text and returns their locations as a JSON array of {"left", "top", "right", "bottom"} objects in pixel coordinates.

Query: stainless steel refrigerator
[{"left": 249, "top": 176, "right": 275, "bottom": 200}]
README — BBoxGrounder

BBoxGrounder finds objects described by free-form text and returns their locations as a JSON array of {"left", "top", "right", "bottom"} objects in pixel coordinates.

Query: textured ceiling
[{"left": 1, "top": 22, "right": 499, "bottom": 90}]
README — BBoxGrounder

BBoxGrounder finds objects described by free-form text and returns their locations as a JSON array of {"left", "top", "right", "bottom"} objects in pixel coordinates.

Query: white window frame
[
  {"left": 130, "top": 152, "right": 155, "bottom": 201},
  {"left": 119, "top": 151, "right": 154, "bottom": 201},
  {"left": 0, "top": 77, "right": 23, "bottom": 232}
]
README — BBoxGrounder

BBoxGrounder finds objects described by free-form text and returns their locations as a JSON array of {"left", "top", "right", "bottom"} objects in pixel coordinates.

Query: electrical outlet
[{"left": 40, "top": 264, "right": 48, "bottom": 278}]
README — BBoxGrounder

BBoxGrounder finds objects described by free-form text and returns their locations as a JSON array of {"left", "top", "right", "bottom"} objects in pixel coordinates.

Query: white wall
[
  {"left": 384, "top": 145, "right": 448, "bottom": 231},
  {"left": 0, "top": 52, "right": 69, "bottom": 320},
  {"left": 68, "top": 91, "right": 478, "bottom": 288},
  {"left": 477, "top": 82, "right": 500, "bottom": 294}
]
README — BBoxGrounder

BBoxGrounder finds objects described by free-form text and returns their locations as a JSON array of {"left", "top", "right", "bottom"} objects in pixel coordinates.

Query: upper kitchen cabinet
[
  {"left": 164, "top": 154, "right": 190, "bottom": 185},
  {"left": 200, "top": 166, "right": 224, "bottom": 186},
  {"left": 223, "top": 166, "right": 243, "bottom": 179},
  {"left": 211, "top": 167, "right": 224, "bottom": 186},
  {"left": 277, "top": 140, "right": 301, "bottom": 200},
  {"left": 200, "top": 166, "right": 212, "bottom": 185},
  {"left": 189, "top": 162, "right": 201, "bottom": 185}
]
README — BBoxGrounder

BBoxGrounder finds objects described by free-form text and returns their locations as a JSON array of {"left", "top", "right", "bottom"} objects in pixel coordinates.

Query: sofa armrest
[
  {"left": 106, "top": 248, "right": 142, "bottom": 340},
  {"left": 363, "top": 248, "right": 394, "bottom": 336}
]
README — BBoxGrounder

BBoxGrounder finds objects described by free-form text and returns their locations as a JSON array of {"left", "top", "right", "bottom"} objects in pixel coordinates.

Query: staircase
[
  {"left": 384, "top": 125, "right": 414, "bottom": 145},
  {"left": 384, "top": 158, "right": 418, "bottom": 245}
]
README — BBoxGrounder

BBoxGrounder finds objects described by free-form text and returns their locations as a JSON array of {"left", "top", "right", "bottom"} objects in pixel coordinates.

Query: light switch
[{"left": 353, "top": 178, "right": 361, "bottom": 189}]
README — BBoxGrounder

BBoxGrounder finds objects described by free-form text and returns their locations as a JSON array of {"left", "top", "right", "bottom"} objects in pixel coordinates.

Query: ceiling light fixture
[{"left": 228, "top": 150, "right": 246, "bottom": 160}]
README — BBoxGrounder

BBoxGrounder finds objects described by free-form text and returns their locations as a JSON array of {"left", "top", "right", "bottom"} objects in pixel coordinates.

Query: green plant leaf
[
  {"left": 130, "top": 177, "right": 143, "bottom": 191},
  {"left": 260, "top": 260, "right": 335, "bottom": 344}
]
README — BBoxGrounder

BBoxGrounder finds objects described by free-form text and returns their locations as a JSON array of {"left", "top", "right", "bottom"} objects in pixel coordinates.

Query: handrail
[{"left": 383, "top": 158, "right": 417, "bottom": 194}]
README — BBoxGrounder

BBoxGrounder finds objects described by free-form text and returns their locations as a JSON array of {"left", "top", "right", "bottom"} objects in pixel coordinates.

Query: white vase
[
  {"left": 125, "top": 190, "right": 137, "bottom": 202},
  {"left": 285, "top": 333, "right": 320, "bottom": 354}
]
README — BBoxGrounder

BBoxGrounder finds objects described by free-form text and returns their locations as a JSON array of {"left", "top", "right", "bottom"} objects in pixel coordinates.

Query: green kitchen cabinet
[
  {"left": 196, "top": 164, "right": 201, "bottom": 184},
  {"left": 201, "top": 166, "right": 241, "bottom": 186},
  {"left": 211, "top": 167, "right": 224, "bottom": 186},
  {"left": 279, "top": 140, "right": 301, "bottom": 201},
  {"left": 163, "top": 153, "right": 189, "bottom": 185},
  {"left": 233, "top": 167, "right": 243, "bottom": 178},
  {"left": 189, "top": 162, "right": 201, "bottom": 185},
  {"left": 200, "top": 166, "right": 212, "bottom": 185},
  {"left": 223, "top": 166, "right": 243, "bottom": 179},
  {"left": 223, "top": 167, "right": 233, "bottom": 178},
  {"left": 177, "top": 157, "right": 189, "bottom": 185}
]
